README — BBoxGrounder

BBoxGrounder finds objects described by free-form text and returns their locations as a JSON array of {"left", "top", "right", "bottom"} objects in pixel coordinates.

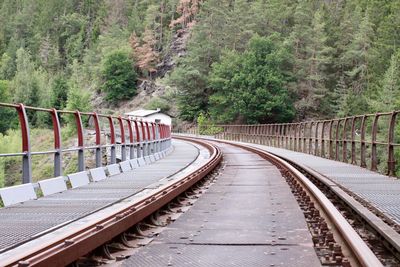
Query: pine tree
[
  {"left": 12, "top": 48, "right": 41, "bottom": 107},
  {"left": 289, "top": 4, "right": 334, "bottom": 118},
  {"left": 130, "top": 29, "right": 159, "bottom": 77},
  {"left": 170, "top": 0, "right": 202, "bottom": 29},
  {"left": 342, "top": 12, "right": 375, "bottom": 94},
  {"left": 370, "top": 50, "right": 400, "bottom": 112}
]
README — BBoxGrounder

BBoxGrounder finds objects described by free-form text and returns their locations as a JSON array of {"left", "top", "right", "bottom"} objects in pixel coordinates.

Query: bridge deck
[
  {"left": 122, "top": 142, "right": 320, "bottom": 267},
  {"left": 248, "top": 144, "right": 400, "bottom": 225},
  {"left": 0, "top": 140, "right": 199, "bottom": 253}
]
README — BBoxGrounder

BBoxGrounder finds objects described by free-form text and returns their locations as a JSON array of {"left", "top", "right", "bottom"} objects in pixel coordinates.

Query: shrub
[{"left": 102, "top": 51, "right": 137, "bottom": 103}]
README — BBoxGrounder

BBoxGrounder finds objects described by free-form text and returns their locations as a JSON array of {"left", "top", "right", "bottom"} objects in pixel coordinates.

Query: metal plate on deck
[
  {"left": 124, "top": 142, "right": 319, "bottom": 267},
  {"left": 123, "top": 242, "right": 318, "bottom": 267}
]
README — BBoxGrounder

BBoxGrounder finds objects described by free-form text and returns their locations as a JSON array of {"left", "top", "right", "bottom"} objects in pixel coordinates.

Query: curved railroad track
[{"left": 5, "top": 136, "right": 394, "bottom": 266}]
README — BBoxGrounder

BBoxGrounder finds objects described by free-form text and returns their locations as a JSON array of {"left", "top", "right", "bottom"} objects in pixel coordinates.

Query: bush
[
  {"left": 197, "top": 112, "right": 223, "bottom": 136},
  {"left": 102, "top": 51, "right": 137, "bottom": 103},
  {"left": 209, "top": 35, "right": 295, "bottom": 124},
  {"left": 145, "top": 97, "right": 171, "bottom": 112}
]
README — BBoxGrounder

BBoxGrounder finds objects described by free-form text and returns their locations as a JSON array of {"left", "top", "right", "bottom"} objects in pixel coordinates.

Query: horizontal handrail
[
  {"left": 175, "top": 110, "right": 400, "bottom": 177},
  {"left": 0, "top": 102, "right": 172, "bottom": 185}
]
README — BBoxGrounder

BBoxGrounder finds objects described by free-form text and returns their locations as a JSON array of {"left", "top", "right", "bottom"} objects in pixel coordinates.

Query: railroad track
[
  {"left": 3, "top": 139, "right": 221, "bottom": 267},
  {"left": 4, "top": 136, "right": 396, "bottom": 266}
]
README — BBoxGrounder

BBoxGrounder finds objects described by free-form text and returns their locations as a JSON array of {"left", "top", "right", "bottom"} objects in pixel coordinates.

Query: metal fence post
[
  {"left": 342, "top": 118, "right": 349, "bottom": 163},
  {"left": 335, "top": 120, "right": 341, "bottom": 161},
  {"left": 133, "top": 120, "right": 141, "bottom": 157},
  {"left": 108, "top": 116, "right": 116, "bottom": 164},
  {"left": 50, "top": 108, "right": 62, "bottom": 177},
  {"left": 118, "top": 116, "right": 126, "bottom": 161},
  {"left": 140, "top": 121, "right": 146, "bottom": 156},
  {"left": 17, "top": 104, "right": 32, "bottom": 184},
  {"left": 350, "top": 117, "right": 357, "bottom": 165},
  {"left": 387, "top": 111, "right": 397, "bottom": 176},
  {"left": 360, "top": 116, "right": 367, "bottom": 168},
  {"left": 93, "top": 113, "right": 102, "bottom": 167},
  {"left": 126, "top": 119, "right": 135, "bottom": 159},
  {"left": 308, "top": 122, "right": 313, "bottom": 154},
  {"left": 151, "top": 122, "right": 156, "bottom": 153},
  {"left": 314, "top": 122, "right": 319, "bottom": 156},
  {"left": 321, "top": 121, "right": 326, "bottom": 158},
  {"left": 74, "top": 111, "right": 85, "bottom": 171},
  {"left": 371, "top": 114, "right": 379, "bottom": 171},
  {"left": 145, "top": 122, "right": 151, "bottom": 155}
]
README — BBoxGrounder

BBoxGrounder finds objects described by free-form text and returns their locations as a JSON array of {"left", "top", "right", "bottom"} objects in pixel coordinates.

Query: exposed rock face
[
  {"left": 95, "top": 27, "right": 190, "bottom": 116},
  {"left": 117, "top": 28, "right": 191, "bottom": 114},
  {"left": 156, "top": 28, "right": 190, "bottom": 78}
]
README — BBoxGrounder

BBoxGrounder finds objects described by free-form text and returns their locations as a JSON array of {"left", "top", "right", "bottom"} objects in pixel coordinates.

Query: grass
[{"left": 0, "top": 127, "right": 77, "bottom": 187}]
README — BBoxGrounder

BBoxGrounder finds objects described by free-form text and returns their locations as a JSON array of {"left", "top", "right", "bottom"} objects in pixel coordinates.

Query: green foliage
[
  {"left": 197, "top": 112, "right": 222, "bottom": 135},
  {"left": 0, "top": 80, "right": 17, "bottom": 133},
  {"left": 101, "top": 50, "right": 137, "bottom": 103},
  {"left": 145, "top": 96, "right": 171, "bottom": 112},
  {"left": 369, "top": 49, "right": 400, "bottom": 112},
  {"left": 0, "top": 53, "right": 15, "bottom": 79},
  {"left": 209, "top": 35, "right": 295, "bottom": 124},
  {"left": 0, "top": 130, "right": 21, "bottom": 187},
  {"left": 51, "top": 75, "right": 69, "bottom": 110}
]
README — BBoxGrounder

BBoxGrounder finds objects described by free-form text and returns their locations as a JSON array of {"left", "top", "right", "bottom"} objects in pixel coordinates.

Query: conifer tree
[{"left": 370, "top": 50, "right": 400, "bottom": 112}]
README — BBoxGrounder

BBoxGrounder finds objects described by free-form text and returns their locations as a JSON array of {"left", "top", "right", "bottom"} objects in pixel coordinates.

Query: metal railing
[
  {"left": 0, "top": 103, "right": 172, "bottom": 184},
  {"left": 175, "top": 111, "right": 400, "bottom": 177}
]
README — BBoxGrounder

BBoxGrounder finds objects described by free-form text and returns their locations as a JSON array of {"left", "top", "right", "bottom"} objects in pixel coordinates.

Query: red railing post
[
  {"left": 107, "top": 116, "right": 116, "bottom": 164},
  {"left": 371, "top": 114, "right": 379, "bottom": 171},
  {"left": 360, "top": 115, "right": 367, "bottom": 168},
  {"left": 16, "top": 104, "right": 32, "bottom": 183},
  {"left": 134, "top": 120, "right": 141, "bottom": 157},
  {"left": 145, "top": 122, "right": 151, "bottom": 154},
  {"left": 93, "top": 113, "right": 102, "bottom": 167},
  {"left": 342, "top": 118, "right": 349, "bottom": 163},
  {"left": 50, "top": 108, "right": 62, "bottom": 177},
  {"left": 387, "top": 111, "right": 397, "bottom": 176},
  {"left": 117, "top": 116, "right": 126, "bottom": 161},
  {"left": 74, "top": 111, "right": 85, "bottom": 171},
  {"left": 293, "top": 124, "right": 298, "bottom": 151},
  {"left": 302, "top": 123, "right": 307, "bottom": 153},
  {"left": 151, "top": 122, "right": 157, "bottom": 152},
  {"left": 314, "top": 121, "right": 319, "bottom": 156},
  {"left": 140, "top": 121, "right": 146, "bottom": 156},
  {"left": 350, "top": 117, "right": 357, "bottom": 165},
  {"left": 335, "top": 120, "right": 341, "bottom": 161},
  {"left": 308, "top": 122, "right": 313, "bottom": 154},
  {"left": 126, "top": 119, "right": 134, "bottom": 159},
  {"left": 329, "top": 120, "right": 334, "bottom": 159}
]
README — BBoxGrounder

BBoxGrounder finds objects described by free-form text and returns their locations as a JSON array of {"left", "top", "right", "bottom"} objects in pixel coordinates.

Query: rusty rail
[
  {"left": 177, "top": 111, "right": 400, "bottom": 176},
  {"left": 179, "top": 135, "right": 383, "bottom": 267},
  {"left": 4, "top": 138, "right": 221, "bottom": 267},
  {"left": 0, "top": 103, "right": 172, "bottom": 184}
]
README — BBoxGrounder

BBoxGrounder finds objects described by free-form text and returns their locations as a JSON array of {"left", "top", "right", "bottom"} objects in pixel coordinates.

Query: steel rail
[
  {"left": 180, "top": 135, "right": 383, "bottom": 267},
  {"left": 4, "top": 138, "right": 222, "bottom": 267}
]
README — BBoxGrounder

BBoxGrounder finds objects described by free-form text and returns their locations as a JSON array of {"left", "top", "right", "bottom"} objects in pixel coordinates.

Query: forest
[
  {"left": 0, "top": 0, "right": 400, "bottom": 183},
  {"left": 168, "top": 0, "right": 400, "bottom": 124},
  {"left": 0, "top": 0, "right": 399, "bottom": 126}
]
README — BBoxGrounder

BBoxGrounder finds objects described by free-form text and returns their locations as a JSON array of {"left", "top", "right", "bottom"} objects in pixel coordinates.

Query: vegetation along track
[{"left": 8, "top": 136, "right": 397, "bottom": 266}]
